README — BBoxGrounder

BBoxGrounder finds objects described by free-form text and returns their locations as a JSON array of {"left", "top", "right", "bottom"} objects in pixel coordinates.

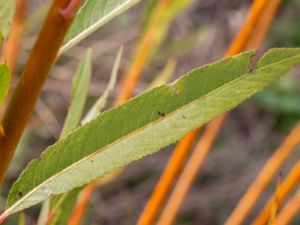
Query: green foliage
[
  {"left": 4, "top": 48, "right": 300, "bottom": 216},
  {"left": 0, "top": 64, "right": 10, "bottom": 107},
  {"left": 61, "top": 0, "right": 142, "bottom": 53},
  {"left": 60, "top": 49, "right": 92, "bottom": 136},
  {"left": 0, "top": 0, "right": 15, "bottom": 40}
]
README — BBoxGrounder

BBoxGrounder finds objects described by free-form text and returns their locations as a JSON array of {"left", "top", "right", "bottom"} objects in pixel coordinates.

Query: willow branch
[
  {"left": 233, "top": 111, "right": 300, "bottom": 225},
  {"left": 251, "top": 152, "right": 300, "bottom": 225},
  {"left": 0, "top": 0, "right": 81, "bottom": 185}
]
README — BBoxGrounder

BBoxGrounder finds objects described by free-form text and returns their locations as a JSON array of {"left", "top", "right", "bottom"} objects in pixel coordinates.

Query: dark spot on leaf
[
  {"left": 18, "top": 191, "right": 23, "bottom": 198},
  {"left": 157, "top": 111, "right": 165, "bottom": 117},
  {"left": 90, "top": 160, "right": 94, "bottom": 163},
  {"left": 182, "top": 115, "right": 186, "bottom": 119}
]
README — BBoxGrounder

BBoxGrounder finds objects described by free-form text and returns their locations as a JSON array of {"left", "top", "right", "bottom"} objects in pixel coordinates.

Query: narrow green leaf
[
  {"left": 0, "top": 64, "right": 10, "bottom": 107},
  {"left": 61, "top": 0, "right": 142, "bottom": 54},
  {"left": 82, "top": 46, "right": 123, "bottom": 124},
  {"left": 60, "top": 49, "right": 92, "bottom": 136},
  {"left": 0, "top": 0, "right": 15, "bottom": 39},
  {"left": 5, "top": 48, "right": 300, "bottom": 216}
]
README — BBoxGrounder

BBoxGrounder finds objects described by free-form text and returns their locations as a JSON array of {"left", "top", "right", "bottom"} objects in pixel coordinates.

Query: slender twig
[
  {"left": 225, "top": 0, "right": 269, "bottom": 56},
  {"left": 273, "top": 187, "right": 300, "bottom": 225},
  {"left": 0, "top": 0, "right": 28, "bottom": 120},
  {"left": 136, "top": 128, "right": 202, "bottom": 225},
  {"left": 66, "top": 172, "right": 117, "bottom": 225},
  {"left": 156, "top": 114, "right": 227, "bottom": 225},
  {"left": 0, "top": 0, "right": 81, "bottom": 185},
  {"left": 114, "top": 0, "right": 172, "bottom": 105},
  {"left": 65, "top": 182, "right": 97, "bottom": 225},
  {"left": 267, "top": 174, "right": 282, "bottom": 225},
  {"left": 245, "top": 0, "right": 281, "bottom": 51},
  {"left": 138, "top": 0, "right": 272, "bottom": 224},
  {"left": 224, "top": 120, "right": 300, "bottom": 225},
  {"left": 251, "top": 158, "right": 300, "bottom": 225},
  {"left": 2, "top": 0, "right": 27, "bottom": 76}
]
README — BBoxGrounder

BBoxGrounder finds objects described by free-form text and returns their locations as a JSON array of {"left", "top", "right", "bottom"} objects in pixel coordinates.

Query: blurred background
[{"left": 2, "top": 0, "right": 300, "bottom": 224}]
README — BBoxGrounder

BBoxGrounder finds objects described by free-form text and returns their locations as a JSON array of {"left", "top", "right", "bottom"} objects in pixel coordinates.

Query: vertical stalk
[
  {"left": 0, "top": 0, "right": 81, "bottom": 185},
  {"left": 2, "top": 0, "right": 28, "bottom": 76}
]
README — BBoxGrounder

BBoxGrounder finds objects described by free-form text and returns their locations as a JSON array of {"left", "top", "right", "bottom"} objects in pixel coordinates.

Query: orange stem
[
  {"left": 2, "top": 0, "right": 28, "bottom": 76},
  {"left": 66, "top": 182, "right": 98, "bottom": 225},
  {"left": 225, "top": 121, "right": 300, "bottom": 225},
  {"left": 0, "top": 0, "right": 28, "bottom": 120},
  {"left": 136, "top": 128, "right": 202, "bottom": 225},
  {"left": 114, "top": 0, "right": 172, "bottom": 105},
  {"left": 138, "top": 0, "right": 273, "bottom": 224},
  {"left": 273, "top": 187, "right": 300, "bottom": 225},
  {"left": 156, "top": 114, "right": 227, "bottom": 225},
  {"left": 251, "top": 158, "right": 300, "bottom": 225},
  {"left": 225, "top": 0, "right": 269, "bottom": 56},
  {"left": 245, "top": 0, "right": 281, "bottom": 51},
  {"left": 268, "top": 174, "right": 282, "bottom": 225},
  {"left": 0, "top": 0, "right": 80, "bottom": 185}
]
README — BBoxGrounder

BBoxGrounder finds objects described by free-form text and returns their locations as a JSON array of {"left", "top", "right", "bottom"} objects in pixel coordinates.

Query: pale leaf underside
[{"left": 5, "top": 48, "right": 300, "bottom": 216}]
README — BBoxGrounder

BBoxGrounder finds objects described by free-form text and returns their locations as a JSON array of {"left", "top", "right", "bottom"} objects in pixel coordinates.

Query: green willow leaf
[
  {"left": 61, "top": 0, "right": 142, "bottom": 54},
  {"left": 0, "top": 64, "right": 10, "bottom": 106},
  {"left": 5, "top": 48, "right": 300, "bottom": 216},
  {"left": 0, "top": 0, "right": 15, "bottom": 39},
  {"left": 60, "top": 49, "right": 92, "bottom": 136}
]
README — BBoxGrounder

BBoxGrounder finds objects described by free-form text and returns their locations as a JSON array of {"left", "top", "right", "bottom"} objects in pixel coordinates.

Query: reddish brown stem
[
  {"left": 0, "top": 0, "right": 80, "bottom": 185},
  {"left": 59, "top": 0, "right": 81, "bottom": 20}
]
